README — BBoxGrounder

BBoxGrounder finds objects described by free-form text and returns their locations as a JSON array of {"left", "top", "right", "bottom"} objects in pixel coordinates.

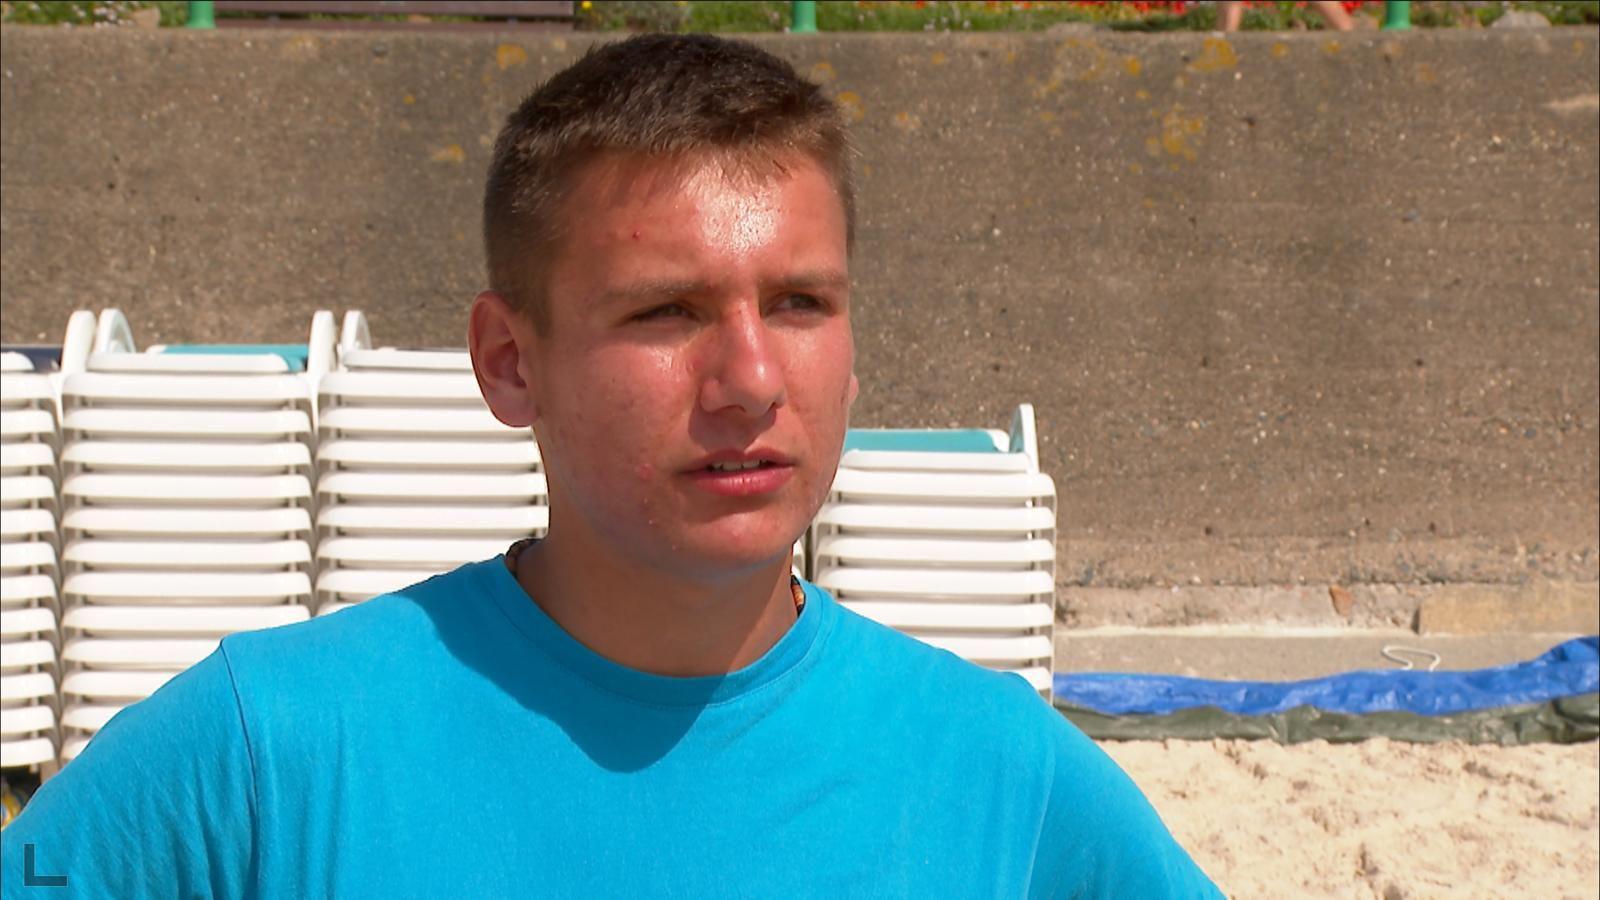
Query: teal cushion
[
  {"left": 842, "top": 429, "right": 999, "bottom": 453},
  {"left": 160, "top": 344, "right": 309, "bottom": 372}
]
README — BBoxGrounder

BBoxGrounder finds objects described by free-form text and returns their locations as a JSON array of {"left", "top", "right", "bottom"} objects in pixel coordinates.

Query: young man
[{"left": 1, "top": 35, "right": 1220, "bottom": 897}]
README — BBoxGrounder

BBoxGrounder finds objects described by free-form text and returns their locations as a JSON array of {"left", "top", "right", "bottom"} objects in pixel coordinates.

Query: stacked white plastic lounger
[
  {"left": 312, "top": 312, "right": 546, "bottom": 615},
  {"left": 813, "top": 405, "right": 1057, "bottom": 695},
  {"left": 54, "top": 310, "right": 330, "bottom": 761},
  {"left": 0, "top": 329, "right": 84, "bottom": 773}
]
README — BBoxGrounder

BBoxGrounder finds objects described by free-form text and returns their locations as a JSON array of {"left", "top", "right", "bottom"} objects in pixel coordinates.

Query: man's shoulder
[
  {"left": 820, "top": 590, "right": 1064, "bottom": 734},
  {"left": 817, "top": 599, "right": 1219, "bottom": 893},
  {"left": 219, "top": 560, "right": 495, "bottom": 684}
]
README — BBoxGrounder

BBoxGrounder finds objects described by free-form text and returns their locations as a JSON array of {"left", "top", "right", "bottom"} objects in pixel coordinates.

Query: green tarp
[{"left": 1057, "top": 693, "right": 1600, "bottom": 745}]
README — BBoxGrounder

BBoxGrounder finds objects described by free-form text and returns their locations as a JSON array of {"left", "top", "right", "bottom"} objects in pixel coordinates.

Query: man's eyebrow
[
  {"left": 598, "top": 279, "right": 710, "bottom": 308},
  {"left": 777, "top": 269, "right": 851, "bottom": 293},
  {"left": 599, "top": 271, "right": 849, "bottom": 307}
]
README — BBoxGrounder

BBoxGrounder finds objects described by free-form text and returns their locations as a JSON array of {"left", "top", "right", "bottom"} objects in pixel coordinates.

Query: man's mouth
[
  {"left": 686, "top": 451, "right": 795, "bottom": 497},
  {"left": 706, "top": 460, "right": 776, "bottom": 472}
]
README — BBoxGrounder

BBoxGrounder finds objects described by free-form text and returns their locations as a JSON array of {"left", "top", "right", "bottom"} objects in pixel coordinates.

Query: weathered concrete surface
[
  {"left": 1063, "top": 579, "right": 1599, "bottom": 633},
  {"left": 1415, "top": 580, "right": 1599, "bottom": 635},
  {"left": 2, "top": 28, "right": 1596, "bottom": 619},
  {"left": 1063, "top": 583, "right": 1422, "bottom": 629}
]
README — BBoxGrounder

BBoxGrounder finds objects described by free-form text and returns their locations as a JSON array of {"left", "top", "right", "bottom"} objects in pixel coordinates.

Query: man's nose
[{"left": 699, "top": 306, "right": 786, "bottom": 418}]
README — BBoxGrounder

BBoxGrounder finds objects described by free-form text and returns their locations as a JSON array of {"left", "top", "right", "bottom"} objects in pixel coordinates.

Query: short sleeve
[
  {"left": 1030, "top": 716, "right": 1224, "bottom": 899},
  {"left": 1, "top": 646, "right": 258, "bottom": 899}
]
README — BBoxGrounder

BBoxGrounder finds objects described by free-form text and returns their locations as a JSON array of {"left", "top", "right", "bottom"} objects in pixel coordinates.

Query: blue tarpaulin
[{"left": 1052, "top": 636, "right": 1599, "bottom": 717}]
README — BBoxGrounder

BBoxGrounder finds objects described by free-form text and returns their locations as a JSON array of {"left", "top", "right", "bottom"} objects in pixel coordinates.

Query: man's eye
[
  {"left": 774, "top": 293, "right": 824, "bottom": 313},
  {"left": 634, "top": 304, "right": 688, "bottom": 322}
]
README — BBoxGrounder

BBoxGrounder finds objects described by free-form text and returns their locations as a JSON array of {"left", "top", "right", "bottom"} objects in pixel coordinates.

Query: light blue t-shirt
[{"left": 2, "top": 559, "right": 1220, "bottom": 898}]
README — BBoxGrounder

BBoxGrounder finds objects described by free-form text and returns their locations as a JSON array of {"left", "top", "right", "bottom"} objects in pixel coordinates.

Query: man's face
[{"left": 518, "top": 152, "right": 856, "bottom": 578}]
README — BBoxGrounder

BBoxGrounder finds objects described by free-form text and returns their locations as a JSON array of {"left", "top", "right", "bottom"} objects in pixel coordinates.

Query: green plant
[
  {"left": 1408, "top": 0, "right": 1481, "bottom": 27},
  {"left": 1481, "top": 0, "right": 1600, "bottom": 25},
  {"left": 815, "top": 1, "right": 1099, "bottom": 33},
  {"left": 1111, "top": 1, "right": 1381, "bottom": 32},
  {"left": 576, "top": 0, "right": 694, "bottom": 32},
  {"left": 685, "top": 0, "right": 787, "bottom": 31},
  {"left": 1, "top": 0, "right": 187, "bottom": 26}
]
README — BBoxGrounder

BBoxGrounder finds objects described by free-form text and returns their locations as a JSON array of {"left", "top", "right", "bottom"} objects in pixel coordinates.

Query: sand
[{"left": 1103, "top": 738, "right": 1600, "bottom": 899}]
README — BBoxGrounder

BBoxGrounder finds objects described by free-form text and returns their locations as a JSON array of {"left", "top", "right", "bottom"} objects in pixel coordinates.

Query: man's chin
[{"left": 661, "top": 529, "right": 799, "bottom": 580}]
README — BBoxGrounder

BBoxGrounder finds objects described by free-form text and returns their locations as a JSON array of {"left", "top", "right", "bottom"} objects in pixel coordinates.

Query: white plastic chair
[
  {"left": 0, "top": 575, "right": 58, "bottom": 610},
  {"left": 0, "top": 508, "right": 59, "bottom": 547},
  {"left": 0, "top": 671, "right": 56, "bottom": 704},
  {"left": 814, "top": 568, "right": 1054, "bottom": 601},
  {"left": 339, "top": 348, "right": 473, "bottom": 371},
  {"left": 85, "top": 352, "right": 291, "bottom": 375},
  {"left": 0, "top": 705, "right": 56, "bottom": 736},
  {"left": 63, "top": 408, "right": 313, "bottom": 440},
  {"left": 813, "top": 536, "right": 1055, "bottom": 571},
  {"left": 314, "top": 568, "right": 432, "bottom": 607},
  {"left": 63, "top": 540, "right": 311, "bottom": 572},
  {"left": 63, "top": 571, "right": 311, "bottom": 606},
  {"left": 59, "top": 705, "right": 120, "bottom": 734},
  {"left": 64, "top": 372, "right": 316, "bottom": 410},
  {"left": 1, "top": 475, "right": 57, "bottom": 511},
  {"left": 0, "top": 666, "right": 59, "bottom": 768},
  {"left": 61, "top": 638, "right": 219, "bottom": 670},
  {"left": 62, "top": 604, "right": 308, "bottom": 636},
  {"left": 318, "top": 406, "right": 520, "bottom": 439},
  {"left": 59, "top": 668, "right": 181, "bottom": 762},
  {"left": 828, "top": 469, "right": 1056, "bottom": 506},
  {"left": 0, "top": 640, "right": 57, "bottom": 671},
  {"left": 61, "top": 441, "right": 312, "bottom": 476},
  {"left": 319, "top": 370, "right": 488, "bottom": 406},
  {"left": 0, "top": 442, "right": 56, "bottom": 475},
  {"left": 317, "top": 536, "right": 509, "bottom": 570},
  {"left": 63, "top": 507, "right": 312, "bottom": 540},
  {"left": 836, "top": 449, "right": 1033, "bottom": 474},
  {"left": 60, "top": 669, "right": 177, "bottom": 701},
  {"left": 809, "top": 408, "right": 1058, "bottom": 696},
  {"left": 0, "top": 543, "right": 57, "bottom": 576},
  {"left": 317, "top": 439, "right": 538, "bottom": 470},
  {"left": 1, "top": 736, "right": 57, "bottom": 769},
  {"left": 0, "top": 606, "right": 58, "bottom": 641},
  {"left": 317, "top": 472, "right": 545, "bottom": 504},
  {"left": 838, "top": 601, "right": 1054, "bottom": 632},
  {"left": 813, "top": 503, "right": 1056, "bottom": 537},
  {"left": 0, "top": 409, "right": 58, "bottom": 446},
  {"left": 62, "top": 473, "right": 312, "bottom": 508},
  {"left": 913, "top": 634, "right": 1054, "bottom": 666},
  {"left": 316, "top": 505, "right": 547, "bottom": 538}
]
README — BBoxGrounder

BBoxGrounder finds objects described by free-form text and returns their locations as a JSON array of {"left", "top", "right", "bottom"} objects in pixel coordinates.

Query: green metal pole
[
  {"left": 187, "top": 1, "right": 215, "bottom": 29},
  {"left": 791, "top": 0, "right": 817, "bottom": 33},
  {"left": 1381, "top": 1, "right": 1411, "bottom": 30}
]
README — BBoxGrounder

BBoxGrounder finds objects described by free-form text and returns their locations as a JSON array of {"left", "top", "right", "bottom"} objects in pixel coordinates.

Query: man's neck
[{"left": 512, "top": 528, "right": 799, "bottom": 678}]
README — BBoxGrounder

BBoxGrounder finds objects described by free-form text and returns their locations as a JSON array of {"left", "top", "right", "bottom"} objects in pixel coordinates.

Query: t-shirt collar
[{"left": 475, "top": 557, "right": 831, "bottom": 708}]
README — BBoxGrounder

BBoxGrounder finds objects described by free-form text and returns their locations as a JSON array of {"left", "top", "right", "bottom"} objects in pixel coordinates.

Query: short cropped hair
[{"left": 484, "top": 33, "right": 856, "bottom": 332}]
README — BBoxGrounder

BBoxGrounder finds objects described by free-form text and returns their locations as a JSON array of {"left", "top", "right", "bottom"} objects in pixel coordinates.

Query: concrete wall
[{"left": 2, "top": 27, "right": 1596, "bottom": 627}]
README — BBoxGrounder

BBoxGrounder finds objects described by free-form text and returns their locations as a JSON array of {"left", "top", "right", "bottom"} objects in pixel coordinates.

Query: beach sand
[{"left": 1104, "top": 738, "right": 1600, "bottom": 899}]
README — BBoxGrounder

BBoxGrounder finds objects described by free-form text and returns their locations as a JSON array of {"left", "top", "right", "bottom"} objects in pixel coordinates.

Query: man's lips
[
  {"left": 684, "top": 448, "right": 796, "bottom": 472},
  {"left": 681, "top": 449, "right": 796, "bottom": 497}
]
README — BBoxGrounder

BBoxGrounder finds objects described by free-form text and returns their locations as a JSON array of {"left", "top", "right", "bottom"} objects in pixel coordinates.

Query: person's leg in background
[
  {"left": 1310, "top": 0, "right": 1355, "bottom": 30},
  {"left": 1217, "top": 0, "right": 1244, "bottom": 32},
  {"left": 1217, "top": 0, "right": 1354, "bottom": 32}
]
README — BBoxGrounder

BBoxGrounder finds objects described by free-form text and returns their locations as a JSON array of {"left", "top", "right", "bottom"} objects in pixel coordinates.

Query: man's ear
[{"left": 468, "top": 290, "right": 540, "bottom": 428}]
